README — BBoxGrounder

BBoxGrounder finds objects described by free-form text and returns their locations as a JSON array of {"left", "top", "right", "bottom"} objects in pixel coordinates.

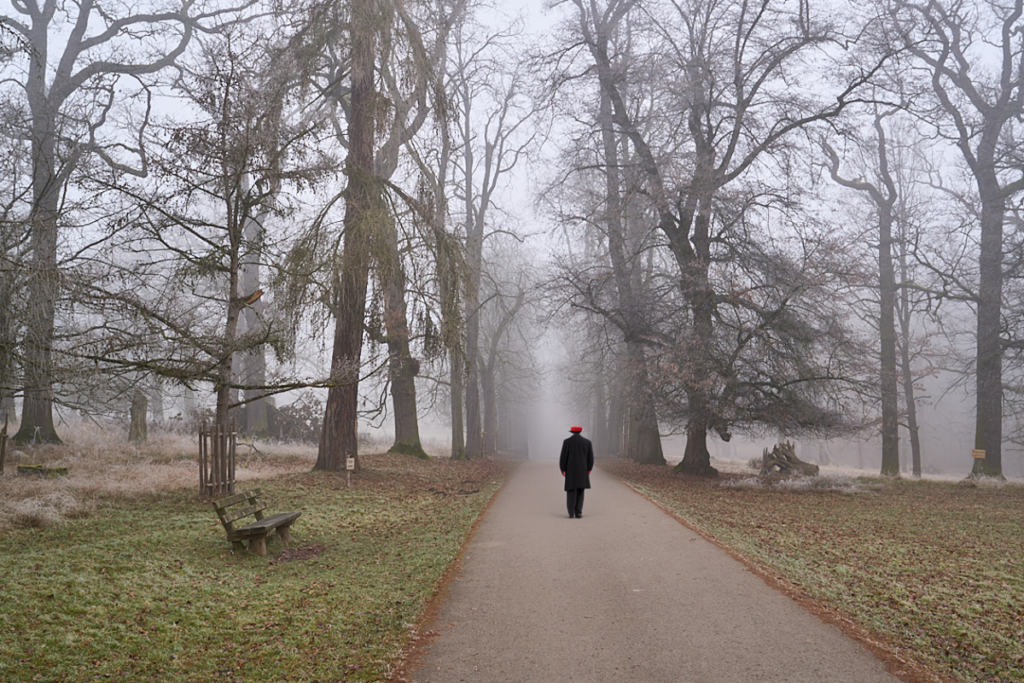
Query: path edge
[{"left": 387, "top": 458, "right": 523, "bottom": 683}]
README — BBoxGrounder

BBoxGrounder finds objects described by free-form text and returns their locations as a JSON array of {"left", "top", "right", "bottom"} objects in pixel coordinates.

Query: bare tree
[
  {"left": 312, "top": 0, "right": 385, "bottom": 471},
  {"left": 368, "top": 0, "right": 463, "bottom": 458},
  {"left": 555, "top": 0, "right": 877, "bottom": 474},
  {"left": 823, "top": 108, "right": 941, "bottom": 477},
  {"left": 289, "top": 0, "right": 469, "bottom": 463},
  {"left": 885, "top": 0, "right": 1024, "bottom": 477},
  {"left": 67, "top": 24, "right": 331, "bottom": 430},
  {"left": 395, "top": 30, "right": 466, "bottom": 459},
  {"left": 448, "top": 15, "right": 535, "bottom": 458},
  {"left": 823, "top": 110, "right": 903, "bottom": 476},
  {"left": 385, "top": 1, "right": 535, "bottom": 460},
  {"left": 0, "top": 0, "right": 257, "bottom": 443},
  {"left": 549, "top": 88, "right": 669, "bottom": 464},
  {"left": 477, "top": 237, "right": 542, "bottom": 455}
]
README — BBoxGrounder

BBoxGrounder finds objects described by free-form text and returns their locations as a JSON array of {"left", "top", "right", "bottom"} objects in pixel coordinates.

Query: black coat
[{"left": 559, "top": 433, "right": 594, "bottom": 491}]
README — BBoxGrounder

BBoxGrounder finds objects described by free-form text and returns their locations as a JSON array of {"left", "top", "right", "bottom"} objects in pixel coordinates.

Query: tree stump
[{"left": 760, "top": 441, "right": 820, "bottom": 476}]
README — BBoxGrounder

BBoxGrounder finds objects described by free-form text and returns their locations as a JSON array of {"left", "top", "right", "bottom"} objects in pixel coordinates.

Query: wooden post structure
[{"left": 199, "top": 419, "right": 237, "bottom": 497}]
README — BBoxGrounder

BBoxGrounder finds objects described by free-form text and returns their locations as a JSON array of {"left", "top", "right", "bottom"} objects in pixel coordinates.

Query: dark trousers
[{"left": 566, "top": 489, "right": 585, "bottom": 517}]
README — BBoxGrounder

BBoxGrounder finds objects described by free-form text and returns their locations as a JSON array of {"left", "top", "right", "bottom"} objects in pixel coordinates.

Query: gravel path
[{"left": 408, "top": 458, "right": 902, "bottom": 683}]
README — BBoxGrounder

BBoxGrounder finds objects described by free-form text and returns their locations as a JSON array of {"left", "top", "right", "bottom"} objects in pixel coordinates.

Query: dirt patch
[{"left": 271, "top": 544, "right": 327, "bottom": 563}]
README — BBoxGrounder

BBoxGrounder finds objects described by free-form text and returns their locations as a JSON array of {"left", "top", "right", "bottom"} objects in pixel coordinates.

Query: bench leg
[
  {"left": 249, "top": 535, "right": 267, "bottom": 556},
  {"left": 276, "top": 524, "right": 293, "bottom": 547}
]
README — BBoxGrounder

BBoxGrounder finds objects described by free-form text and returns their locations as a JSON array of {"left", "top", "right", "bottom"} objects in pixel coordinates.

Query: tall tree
[
  {"left": 598, "top": 87, "right": 666, "bottom": 466},
  {"left": 823, "top": 110, "right": 902, "bottom": 476},
  {"left": 67, "top": 24, "right": 328, "bottom": 430},
  {"left": 316, "top": 0, "right": 383, "bottom": 472},
  {"left": 886, "top": 0, "right": 1024, "bottom": 478},
  {"left": 450, "top": 18, "right": 534, "bottom": 458},
  {"left": 0, "top": 0, "right": 261, "bottom": 443},
  {"left": 239, "top": 198, "right": 272, "bottom": 435},
  {"left": 372, "top": 0, "right": 463, "bottom": 458},
  {"left": 0, "top": 0, "right": 199, "bottom": 442},
  {"left": 298, "top": 0, "right": 462, "bottom": 460},
  {"left": 561, "top": 0, "right": 880, "bottom": 473}
]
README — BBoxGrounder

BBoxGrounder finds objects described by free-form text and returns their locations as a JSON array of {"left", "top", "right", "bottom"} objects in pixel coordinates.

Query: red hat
[{"left": 569, "top": 426, "right": 583, "bottom": 432}]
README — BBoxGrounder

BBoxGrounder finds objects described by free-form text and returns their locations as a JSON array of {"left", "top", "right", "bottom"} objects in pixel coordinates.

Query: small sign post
[
  {"left": 972, "top": 449, "right": 986, "bottom": 460},
  {"left": 346, "top": 457, "right": 355, "bottom": 487}
]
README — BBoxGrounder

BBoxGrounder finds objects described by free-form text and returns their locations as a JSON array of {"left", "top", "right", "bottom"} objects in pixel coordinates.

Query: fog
[{"left": 2, "top": 0, "right": 1023, "bottom": 481}]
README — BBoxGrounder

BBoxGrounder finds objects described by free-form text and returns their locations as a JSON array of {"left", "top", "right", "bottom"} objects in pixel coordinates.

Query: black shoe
[{"left": 575, "top": 513, "right": 583, "bottom": 518}]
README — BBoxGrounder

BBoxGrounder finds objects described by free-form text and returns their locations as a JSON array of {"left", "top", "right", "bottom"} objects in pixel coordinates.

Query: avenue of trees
[{"left": 1, "top": 0, "right": 1023, "bottom": 478}]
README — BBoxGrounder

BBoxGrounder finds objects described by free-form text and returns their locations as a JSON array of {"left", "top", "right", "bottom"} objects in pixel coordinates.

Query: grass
[
  {"left": 0, "top": 430, "right": 514, "bottom": 683},
  {"left": 600, "top": 457, "right": 1024, "bottom": 683}
]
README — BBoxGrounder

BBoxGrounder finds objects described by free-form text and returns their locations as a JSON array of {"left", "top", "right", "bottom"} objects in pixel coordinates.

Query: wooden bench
[{"left": 212, "top": 488, "right": 301, "bottom": 556}]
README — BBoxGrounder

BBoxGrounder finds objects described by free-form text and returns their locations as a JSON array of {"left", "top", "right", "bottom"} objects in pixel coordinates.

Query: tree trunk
[
  {"left": 598, "top": 89, "right": 664, "bottom": 466},
  {"left": 458, "top": 67, "right": 484, "bottom": 460},
  {"left": 385, "top": 270, "right": 425, "bottom": 457},
  {"left": 592, "top": 380, "right": 607, "bottom": 455},
  {"left": 678, "top": 419, "right": 718, "bottom": 477},
  {"left": 16, "top": 80, "right": 61, "bottom": 445},
  {"left": 433, "top": 147, "right": 462, "bottom": 460},
  {"left": 464, "top": 236, "right": 483, "bottom": 459},
  {"left": 316, "top": 0, "right": 377, "bottom": 472},
  {"left": 898, "top": 243, "right": 923, "bottom": 478},
  {"left": 760, "top": 441, "right": 820, "bottom": 476},
  {"left": 0, "top": 295, "right": 16, "bottom": 424},
  {"left": 972, "top": 185, "right": 1004, "bottom": 478},
  {"left": 215, "top": 273, "right": 243, "bottom": 430},
  {"left": 674, "top": 210, "right": 717, "bottom": 477},
  {"left": 607, "top": 382, "right": 625, "bottom": 457},
  {"left": 481, "top": 361, "right": 496, "bottom": 455},
  {"left": 449, "top": 343, "right": 467, "bottom": 460},
  {"left": 129, "top": 389, "right": 148, "bottom": 443},
  {"left": 379, "top": 212, "right": 425, "bottom": 457},
  {"left": 240, "top": 207, "right": 269, "bottom": 437},
  {"left": 879, "top": 194, "right": 901, "bottom": 476},
  {"left": 625, "top": 342, "right": 665, "bottom": 465}
]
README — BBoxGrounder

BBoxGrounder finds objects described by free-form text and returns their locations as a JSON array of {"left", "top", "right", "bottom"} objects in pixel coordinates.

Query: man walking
[{"left": 560, "top": 426, "right": 594, "bottom": 518}]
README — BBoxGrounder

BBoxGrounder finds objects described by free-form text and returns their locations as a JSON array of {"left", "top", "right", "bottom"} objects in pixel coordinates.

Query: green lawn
[
  {"left": 601, "top": 458, "right": 1024, "bottom": 683},
  {"left": 0, "top": 455, "right": 514, "bottom": 683}
]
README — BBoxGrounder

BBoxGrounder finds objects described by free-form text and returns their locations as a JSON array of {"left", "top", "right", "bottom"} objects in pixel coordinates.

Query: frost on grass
[
  {"left": 721, "top": 474, "right": 867, "bottom": 494},
  {"left": 0, "top": 422, "right": 317, "bottom": 530},
  {"left": 720, "top": 477, "right": 764, "bottom": 490},
  {"left": 4, "top": 490, "right": 95, "bottom": 528}
]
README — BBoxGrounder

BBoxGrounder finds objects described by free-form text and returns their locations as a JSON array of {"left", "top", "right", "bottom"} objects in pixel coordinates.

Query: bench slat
[
  {"left": 212, "top": 488, "right": 261, "bottom": 510},
  {"left": 230, "top": 512, "right": 302, "bottom": 539},
  {"left": 221, "top": 502, "right": 268, "bottom": 526}
]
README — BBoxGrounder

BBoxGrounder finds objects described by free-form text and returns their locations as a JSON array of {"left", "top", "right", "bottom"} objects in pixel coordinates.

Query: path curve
[{"left": 408, "top": 459, "right": 902, "bottom": 683}]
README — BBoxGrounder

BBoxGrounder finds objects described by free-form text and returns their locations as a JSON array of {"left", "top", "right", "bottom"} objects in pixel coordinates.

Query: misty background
[{"left": 1, "top": 0, "right": 1022, "bottom": 479}]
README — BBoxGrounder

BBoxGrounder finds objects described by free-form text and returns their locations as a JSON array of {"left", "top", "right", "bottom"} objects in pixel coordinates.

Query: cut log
[{"left": 760, "top": 441, "right": 820, "bottom": 476}]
